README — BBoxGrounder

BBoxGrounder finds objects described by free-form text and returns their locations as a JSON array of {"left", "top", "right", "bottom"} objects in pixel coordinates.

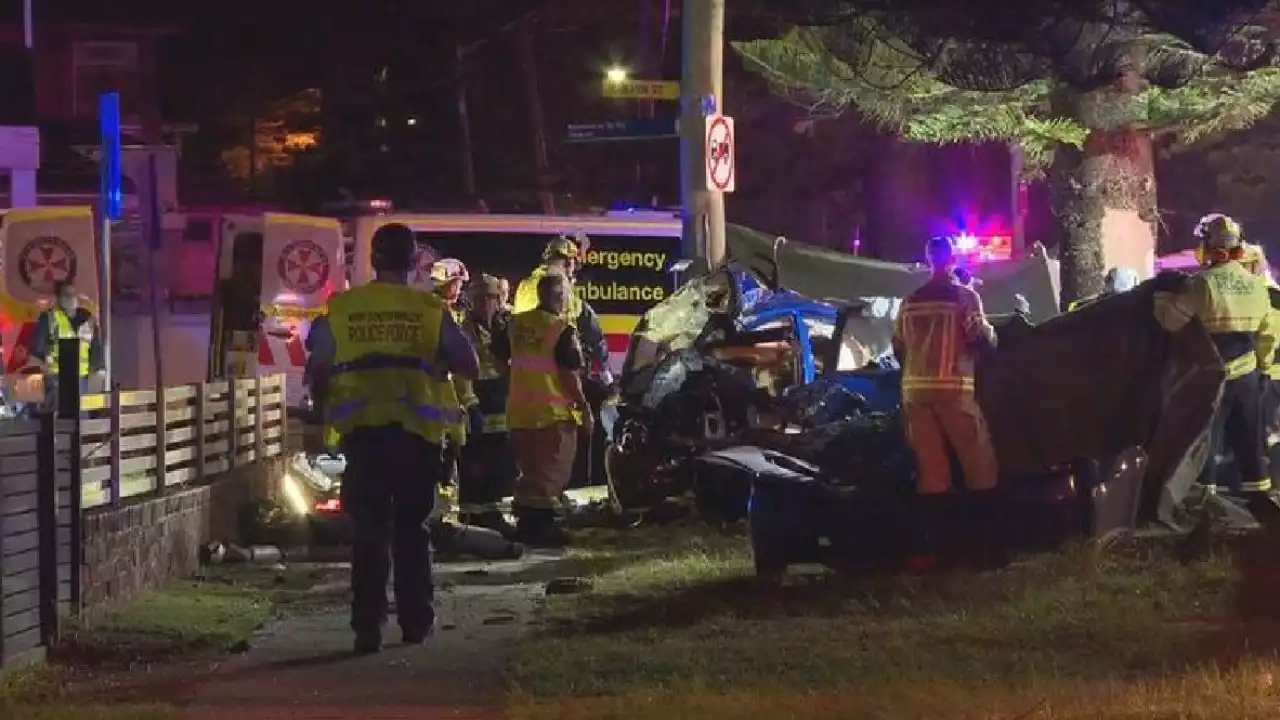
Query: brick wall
[{"left": 79, "top": 459, "right": 279, "bottom": 614}]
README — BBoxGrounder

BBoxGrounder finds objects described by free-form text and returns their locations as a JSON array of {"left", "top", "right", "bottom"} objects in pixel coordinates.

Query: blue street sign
[
  {"left": 99, "top": 92, "right": 122, "bottom": 221},
  {"left": 566, "top": 117, "right": 678, "bottom": 144}
]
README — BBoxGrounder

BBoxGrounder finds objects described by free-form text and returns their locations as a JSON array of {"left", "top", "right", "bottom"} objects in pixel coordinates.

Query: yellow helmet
[
  {"left": 1193, "top": 213, "right": 1244, "bottom": 264},
  {"left": 543, "top": 235, "right": 580, "bottom": 262}
]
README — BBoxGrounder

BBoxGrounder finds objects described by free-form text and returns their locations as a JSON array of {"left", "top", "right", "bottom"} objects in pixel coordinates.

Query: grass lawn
[
  {"left": 507, "top": 526, "right": 1280, "bottom": 720},
  {"left": 0, "top": 563, "right": 338, "bottom": 720}
]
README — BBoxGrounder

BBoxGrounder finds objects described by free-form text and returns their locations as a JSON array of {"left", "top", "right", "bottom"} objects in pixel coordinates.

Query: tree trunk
[{"left": 1047, "top": 81, "right": 1157, "bottom": 307}]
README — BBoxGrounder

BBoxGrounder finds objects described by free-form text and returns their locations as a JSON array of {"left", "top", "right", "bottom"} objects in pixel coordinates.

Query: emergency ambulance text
[
  {"left": 577, "top": 283, "right": 665, "bottom": 302},
  {"left": 347, "top": 310, "right": 424, "bottom": 343},
  {"left": 583, "top": 251, "right": 667, "bottom": 272}
]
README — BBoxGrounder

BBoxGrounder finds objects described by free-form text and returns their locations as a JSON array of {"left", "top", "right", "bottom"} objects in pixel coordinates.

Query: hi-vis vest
[
  {"left": 894, "top": 278, "right": 989, "bottom": 400},
  {"left": 514, "top": 265, "right": 583, "bottom": 326},
  {"left": 506, "top": 309, "right": 580, "bottom": 430},
  {"left": 1159, "top": 262, "right": 1278, "bottom": 380},
  {"left": 325, "top": 283, "right": 459, "bottom": 446},
  {"left": 46, "top": 310, "right": 92, "bottom": 377}
]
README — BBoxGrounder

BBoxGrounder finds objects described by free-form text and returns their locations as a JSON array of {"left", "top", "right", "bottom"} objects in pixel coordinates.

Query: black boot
[
  {"left": 462, "top": 510, "right": 517, "bottom": 539},
  {"left": 515, "top": 507, "right": 571, "bottom": 548},
  {"left": 908, "top": 494, "right": 949, "bottom": 573},
  {"left": 966, "top": 489, "right": 1010, "bottom": 570},
  {"left": 1245, "top": 491, "right": 1280, "bottom": 527}
]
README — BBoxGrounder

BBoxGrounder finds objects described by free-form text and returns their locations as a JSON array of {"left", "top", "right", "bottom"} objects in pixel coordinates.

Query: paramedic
[
  {"left": 514, "top": 235, "right": 611, "bottom": 380},
  {"left": 505, "top": 271, "right": 591, "bottom": 546},
  {"left": 1155, "top": 214, "right": 1280, "bottom": 524},
  {"left": 309, "top": 222, "right": 479, "bottom": 653},
  {"left": 893, "top": 236, "right": 1002, "bottom": 568},
  {"left": 28, "top": 281, "right": 105, "bottom": 412},
  {"left": 457, "top": 274, "right": 517, "bottom": 537},
  {"left": 1066, "top": 267, "right": 1141, "bottom": 311}
]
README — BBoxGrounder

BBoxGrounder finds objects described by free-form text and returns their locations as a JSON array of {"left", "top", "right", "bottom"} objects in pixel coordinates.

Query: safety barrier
[{"left": 79, "top": 375, "right": 287, "bottom": 509}]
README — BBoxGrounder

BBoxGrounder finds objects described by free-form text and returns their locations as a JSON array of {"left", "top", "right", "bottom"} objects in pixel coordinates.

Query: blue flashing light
[{"left": 99, "top": 92, "right": 122, "bottom": 221}]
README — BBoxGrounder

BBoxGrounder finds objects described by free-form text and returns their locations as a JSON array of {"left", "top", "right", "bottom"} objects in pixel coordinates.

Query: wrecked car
[{"left": 605, "top": 225, "right": 1061, "bottom": 516}]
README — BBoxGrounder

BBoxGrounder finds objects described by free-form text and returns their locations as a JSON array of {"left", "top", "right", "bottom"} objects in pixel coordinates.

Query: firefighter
[
  {"left": 514, "top": 234, "right": 611, "bottom": 381},
  {"left": 1154, "top": 214, "right": 1280, "bottom": 523},
  {"left": 457, "top": 274, "right": 517, "bottom": 536},
  {"left": 308, "top": 222, "right": 479, "bottom": 653},
  {"left": 892, "top": 236, "right": 1002, "bottom": 569},
  {"left": 506, "top": 271, "right": 592, "bottom": 546},
  {"left": 428, "top": 259, "right": 477, "bottom": 521},
  {"left": 1066, "top": 267, "right": 1140, "bottom": 311}
]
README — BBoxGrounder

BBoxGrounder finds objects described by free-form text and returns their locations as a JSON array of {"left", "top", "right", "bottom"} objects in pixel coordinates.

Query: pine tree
[{"left": 735, "top": 10, "right": 1280, "bottom": 303}]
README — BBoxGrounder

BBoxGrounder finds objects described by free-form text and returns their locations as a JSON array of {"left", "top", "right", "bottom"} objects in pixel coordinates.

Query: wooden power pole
[
  {"left": 518, "top": 22, "right": 556, "bottom": 215},
  {"left": 679, "top": 0, "right": 726, "bottom": 265}
]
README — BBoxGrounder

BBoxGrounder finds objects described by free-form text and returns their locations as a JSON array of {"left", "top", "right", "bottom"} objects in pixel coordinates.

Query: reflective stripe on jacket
[
  {"left": 324, "top": 283, "right": 457, "bottom": 446},
  {"left": 506, "top": 309, "right": 580, "bottom": 430},
  {"left": 893, "top": 275, "right": 994, "bottom": 401},
  {"left": 1155, "top": 262, "right": 1277, "bottom": 380},
  {"left": 46, "top": 309, "right": 92, "bottom": 377}
]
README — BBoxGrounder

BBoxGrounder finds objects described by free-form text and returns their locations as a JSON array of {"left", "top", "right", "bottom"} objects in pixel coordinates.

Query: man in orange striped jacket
[{"left": 893, "top": 237, "right": 1000, "bottom": 567}]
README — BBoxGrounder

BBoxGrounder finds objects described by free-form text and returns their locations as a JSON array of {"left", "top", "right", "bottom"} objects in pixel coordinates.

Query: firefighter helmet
[
  {"left": 429, "top": 258, "right": 469, "bottom": 289},
  {"left": 1194, "top": 213, "right": 1244, "bottom": 265},
  {"left": 543, "top": 231, "right": 590, "bottom": 262}
]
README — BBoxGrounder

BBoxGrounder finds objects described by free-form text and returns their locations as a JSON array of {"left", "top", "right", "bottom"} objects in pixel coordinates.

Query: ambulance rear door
[
  {"left": 0, "top": 207, "right": 99, "bottom": 403},
  {"left": 259, "top": 213, "right": 343, "bottom": 408}
]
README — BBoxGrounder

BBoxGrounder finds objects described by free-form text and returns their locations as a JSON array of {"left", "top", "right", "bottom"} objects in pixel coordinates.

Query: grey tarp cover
[
  {"left": 976, "top": 285, "right": 1223, "bottom": 522},
  {"left": 725, "top": 224, "right": 1062, "bottom": 322}
]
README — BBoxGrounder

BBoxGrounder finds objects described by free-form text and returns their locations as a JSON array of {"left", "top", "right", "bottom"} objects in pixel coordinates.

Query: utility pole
[
  {"left": 679, "top": 0, "right": 726, "bottom": 265},
  {"left": 518, "top": 22, "right": 555, "bottom": 216},
  {"left": 454, "top": 43, "right": 478, "bottom": 202}
]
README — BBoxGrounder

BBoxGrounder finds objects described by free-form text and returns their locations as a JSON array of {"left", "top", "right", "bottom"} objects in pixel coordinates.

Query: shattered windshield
[{"left": 628, "top": 269, "right": 739, "bottom": 373}]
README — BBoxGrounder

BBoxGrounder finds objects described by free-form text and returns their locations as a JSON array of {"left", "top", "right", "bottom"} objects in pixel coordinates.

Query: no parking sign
[{"left": 704, "top": 115, "right": 735, "bottom": 193}]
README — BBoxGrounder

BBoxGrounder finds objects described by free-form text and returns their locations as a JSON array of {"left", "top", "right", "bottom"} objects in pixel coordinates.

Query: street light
[{"left": 605, "top": 66, "right": 629, "bottom": 84}]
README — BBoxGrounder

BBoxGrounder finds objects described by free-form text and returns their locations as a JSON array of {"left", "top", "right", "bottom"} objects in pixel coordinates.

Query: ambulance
[
  {"left": 0, "top": 206, "right": 101, "bottom": 403},
  {"left": 207, "top": 212, "right": 344, "bottom": 409},
  {"left": 346, "top": 211, "right": 683, "bottom": 373}
]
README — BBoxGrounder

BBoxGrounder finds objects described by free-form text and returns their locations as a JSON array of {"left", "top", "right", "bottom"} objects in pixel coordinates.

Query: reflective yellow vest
[
  {"left": 513, "top": 265, "right": 583, "bottom": 326},
  {"left": 506, "top": 309, "right": 580, "bottom": 430},
  {"left": 46, "top": 309, "right": 92, "bottom": 377},
  {"left": 1156, "top": 262, "right": 1277, "bottom": 380},
  {"left": 325, "top": 283, "right": 459, "bottom": 446}
]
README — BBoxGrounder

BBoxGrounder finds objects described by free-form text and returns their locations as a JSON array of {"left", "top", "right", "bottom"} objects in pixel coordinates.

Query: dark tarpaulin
[
  {"left": 977, "top": 284, "right": 1224, "bottom": 521},
  {"left": 725, "top": 224, "right": 1061, "bottom": 322}
]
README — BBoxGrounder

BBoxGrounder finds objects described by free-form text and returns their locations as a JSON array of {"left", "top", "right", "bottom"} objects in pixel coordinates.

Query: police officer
[
  {"left": 28, "top": 281, "right": 105, "bottom": 412},
  {"left": 892, "top": 237, "right": 1001, "bottom": 568},
  {"left": 1066, "top": 267, "right": 1141, "bottom": 311},
  {"left": 514, "top": 234, "right": 611, "bottom": 381},
  {"left": 308, "top": 223, "right": 479, "bottom": 653},
  {"left": 1155, "top": 214, "right": 1280, "bottom": 523},
  {"left": 457, "top": 274, "right": 517, "bottom": 536},
  {"left": 506, "top": 271, "right": 591, "bottom": 546}
]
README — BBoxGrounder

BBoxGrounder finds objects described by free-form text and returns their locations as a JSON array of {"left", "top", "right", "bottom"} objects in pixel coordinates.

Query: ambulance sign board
[{"left": 705, "top": 115, "right": 735, "bottom": 193}]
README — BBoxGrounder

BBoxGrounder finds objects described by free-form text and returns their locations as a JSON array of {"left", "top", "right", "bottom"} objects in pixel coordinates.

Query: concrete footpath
[{"left": 183, "top": 550, "right": 567, "bottom": 720}]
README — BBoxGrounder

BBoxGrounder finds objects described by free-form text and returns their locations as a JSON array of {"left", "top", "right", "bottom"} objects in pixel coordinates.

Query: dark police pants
[
  {"left": 340, "top": 425, "right": 443, "bottom": 636},
  {"left": 1204, "top": 370, "right": 1268, "bottom": 494},
  {"left": 459, "top": 432, "right": 517, "bottom": 513}
]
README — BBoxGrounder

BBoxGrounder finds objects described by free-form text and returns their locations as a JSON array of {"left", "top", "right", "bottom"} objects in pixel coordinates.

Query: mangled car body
[{"left": 607, "top": 224, "right": 1232, "bottom": 575}]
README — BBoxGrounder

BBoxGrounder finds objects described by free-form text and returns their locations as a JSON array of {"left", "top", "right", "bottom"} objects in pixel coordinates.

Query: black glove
[{"left": 468, "top": 405, "right": 485, "bottom": 438}]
